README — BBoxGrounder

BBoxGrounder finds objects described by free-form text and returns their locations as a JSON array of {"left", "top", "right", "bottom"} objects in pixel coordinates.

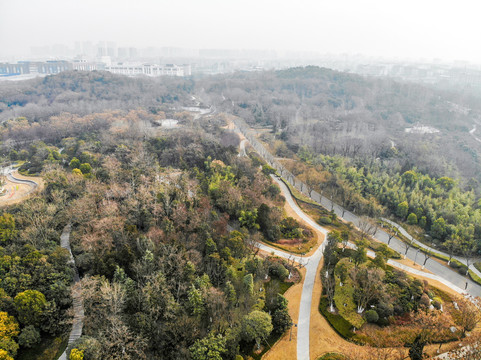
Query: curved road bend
[
  {"left": 382, "top": 217, "right": 481, "bottom": 280},
  {"left": 307, "top": 190, "right": 481, "bottom": 297},
  {"left": 260, "top": 177, "right": 474, "bottom": 360},
  {"left": 270, "top": 176, "right": 329, "bottom": 360},
  {"left": 5, "top": 171, "right": 38, "bottom": 197},
  {"left": 229, "top": 115, "right": 481, "bottom": 296}
]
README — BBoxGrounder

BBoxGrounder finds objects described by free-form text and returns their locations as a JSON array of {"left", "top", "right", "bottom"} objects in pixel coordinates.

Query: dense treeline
[
  {"left": 199, "top": 66, "right": 481, "bottom": 189},
  {"left": 281, "top": 150, "right": 481, "bottom": 253},
  {"left": 0, "top": 196, "right": 73, "bottom": 359},
  {"left": 0, "top": 107, "right": 297, "bottom": 359},
  {"left": 2, "top": 68, "right": 481, "bottom": 358},
  {"left": 0, "top": 71, "right": 192, "bottom": 123}
]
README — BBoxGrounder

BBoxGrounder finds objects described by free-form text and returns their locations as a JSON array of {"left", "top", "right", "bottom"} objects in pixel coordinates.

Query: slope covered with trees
[
  {"left": 0, "top": 75, "right": 300, "bottom": 358},
  {"left": 2, "top": 68, "right": 481, "bottom": 359},
  {"left": 198, "top": 66, "right": 481, "bottom": 254},
  {"left": 201, "top": 66, "right": 481, "bottom": 186}
]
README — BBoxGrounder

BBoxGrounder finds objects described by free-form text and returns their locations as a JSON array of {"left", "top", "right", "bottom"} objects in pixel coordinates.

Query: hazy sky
[{"left": 1, "top": 0, "right": 480, "bottom": 62}]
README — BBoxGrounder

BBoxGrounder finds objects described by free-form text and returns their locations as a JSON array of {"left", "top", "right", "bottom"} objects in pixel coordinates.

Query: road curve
[
  {"left": 261, "top": 177, "right": 472, "bottom": 360},
  {"left": 224, "top": 102, "right": 479, "bottom": 359},
  {"left": 271, "top": 175, "right": 329, "bottom": 360},
  {"left": 230, "top": 114, "right": 481, "bottom": 297},
  {"left": 7, "top": 172, "right": 37, "bottom": 187}
]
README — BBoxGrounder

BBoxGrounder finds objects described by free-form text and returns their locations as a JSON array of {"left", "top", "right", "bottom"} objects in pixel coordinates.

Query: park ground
[
  {"left": 0, "top": 171, "right": 43, "bottom": 207},
  {"left": 262, "top": 179, "right": 480, "bottom": 360}
]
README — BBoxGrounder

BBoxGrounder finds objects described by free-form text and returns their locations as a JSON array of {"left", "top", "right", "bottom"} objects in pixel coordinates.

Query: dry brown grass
[
  {"left": 262, "top": 172, "right": 479, "bottom": 359},
  {"left": 262, "top": 267, "right": 305, "bottom": 360}
]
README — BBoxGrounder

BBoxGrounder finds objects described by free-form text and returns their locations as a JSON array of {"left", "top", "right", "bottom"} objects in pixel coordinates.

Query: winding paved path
[
  {"left": 382, "top": 217, "right": 481, "bottom": 279},
  {"left": 265, "top": 176, "right": 471, "bottom": 359},
  {"left": 0, "top": 168, "right": 39, "bottom": 204},
  {"left": 58, "top": 224, "right": 84, "bottom": 360},
  {"left": 230, "top": 118, "right": 481, "bottom": 359},
  {"left": 270, "top": 176, "right": 328, "bottom": 360},
  {"left": 231, "top": 115, "right": 481, "bottom": 298}
]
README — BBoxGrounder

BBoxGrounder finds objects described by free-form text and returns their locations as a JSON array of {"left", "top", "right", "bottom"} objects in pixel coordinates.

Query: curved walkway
[
  {"left": 229, "top": 116, "right": 481, "bottom": 359},
  {"left": 264, "top": 176, "right": 472, "bottom": 359},
  {"left": 7, "top": 172, "right": 38, "bottom": 189},
  {"left": 231, "top": 115, "right": 481, "bottom": 298},
  {"left": 58, "top": 224, "right": 84, "bottom": 360},
  {"left": 0, "top": 169, "right": 39, "bottom": 205},
  {"left": 271, "top": 176, "right": 328, "bottom": 360}
]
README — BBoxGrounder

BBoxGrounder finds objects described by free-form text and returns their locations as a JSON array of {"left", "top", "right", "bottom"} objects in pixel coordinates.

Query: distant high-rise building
[
  {"left": 129, "top": 47, "right": 138, "bottom": 59},
  {"left": 82, "top": 41, "right": 94, "bottom": 58},
  {"left": 74, "top": 42, "right": 82, "bottom": 55},
  {"left": 107, "top": 41, "right": 117, "bottom": 58},
  {"left": 117, "top": 47, "right": 129, "bottom": 59}
]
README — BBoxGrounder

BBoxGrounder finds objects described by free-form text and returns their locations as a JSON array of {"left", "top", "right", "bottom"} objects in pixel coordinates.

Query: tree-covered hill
[
  {"left": 0, "top": 71, "right": 193, "bottom": 123},
  {"left": 200, "top": 66, "right": 481, "bottom": 187}
]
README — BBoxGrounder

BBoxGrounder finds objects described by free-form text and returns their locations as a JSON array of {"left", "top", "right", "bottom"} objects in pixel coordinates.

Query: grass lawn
[{"left": 319, "top": 297, "right": 355, "bottom": 339}]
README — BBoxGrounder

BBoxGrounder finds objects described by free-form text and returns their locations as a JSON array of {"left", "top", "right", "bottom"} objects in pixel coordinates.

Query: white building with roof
[{"left": 104, "top": 63, "right": 191, "bottom": 77}]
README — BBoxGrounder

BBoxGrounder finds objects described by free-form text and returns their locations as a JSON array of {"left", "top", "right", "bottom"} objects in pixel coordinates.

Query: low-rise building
[{"left": 105, "top": 63, "right": 191, "bottom": 77}]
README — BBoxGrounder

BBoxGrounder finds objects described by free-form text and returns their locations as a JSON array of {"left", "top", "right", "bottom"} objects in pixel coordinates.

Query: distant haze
[{"left": 1, "top": 0, "right": 480, "bottom": 63}]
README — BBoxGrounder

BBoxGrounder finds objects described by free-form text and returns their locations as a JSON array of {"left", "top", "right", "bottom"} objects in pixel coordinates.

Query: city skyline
[{"left": 1, "top": 0, "right": 481, "bottom": 64}]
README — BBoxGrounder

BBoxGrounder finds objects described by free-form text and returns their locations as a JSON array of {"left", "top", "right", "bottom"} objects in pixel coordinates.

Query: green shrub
[
  {"left": 364, "top": 310, "right": 379, "bottom": 323},
  {"left": 468, "top": 270, "right": 481, "bottom": 286},
  {"left": 268, "top": 262, "right": 289, "bottom": 281},
  {"left": 432, "top": 299, "right": 442, "bottom": 310},
  {"left": 475, "top": 262, "right": 481, "bottom": 273},
  {"left": 368, "top": 241, "right": 400, "bottom": 259},
  {"left": 407, "top": 213, "right": 418, "bottom": 225},
  {"left": 318, "top": 217, "right": 332, "bottom": 225},
  {"left": 18, "top": 325, "right": 41, "bottom": 348},
  {"left": 431, "top": 288, "right": 453, "bottom": 303},
  {"left": 449, "top": 259, "right": 466, "bottom": 270},
  {"left": 319, "top": 297, "right": 354, "bottom": 339}
]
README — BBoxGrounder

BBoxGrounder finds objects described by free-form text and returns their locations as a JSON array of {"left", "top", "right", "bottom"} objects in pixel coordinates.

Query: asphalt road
[
  {"left": 305, "top": 188, "right": 481, "bottom": 297},
  {"left": 262, "top": 177, "right": 474, "bottom": 360},
  {"left": 225, "top": 98, "right": 480, "bottom": 359},
  {"left": 270, "top": 176, "right": 328, "bottom": 360}
]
